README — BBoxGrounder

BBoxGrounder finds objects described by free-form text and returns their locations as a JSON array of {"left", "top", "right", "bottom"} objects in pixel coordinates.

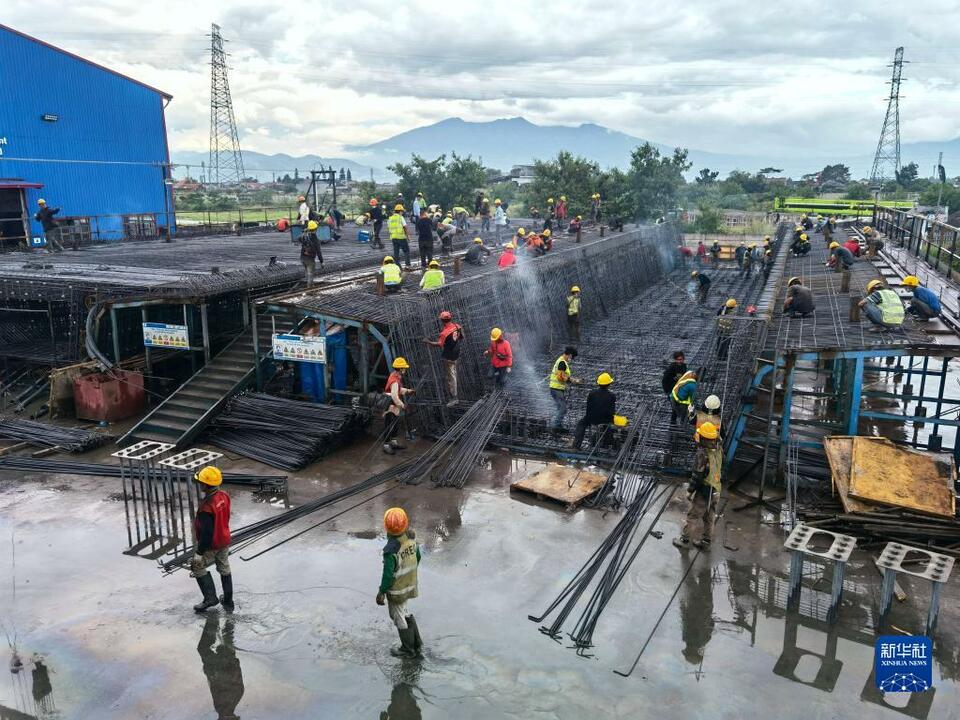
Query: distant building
[
  {"left": 0, "top": 24, "right": 174, "bottom": 249},
  {"left": 510, "top": 165, "right": 536, "bottom": 186}
]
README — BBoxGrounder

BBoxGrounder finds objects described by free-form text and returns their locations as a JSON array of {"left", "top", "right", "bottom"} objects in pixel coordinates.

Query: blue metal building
[{"left": 0, "top": 24, "right": 174, "bottom": 249}]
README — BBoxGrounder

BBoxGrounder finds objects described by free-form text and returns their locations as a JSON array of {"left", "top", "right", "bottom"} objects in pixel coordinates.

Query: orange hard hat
[{"left": 384, "top": 507, "right": 408, "bottom": 535}]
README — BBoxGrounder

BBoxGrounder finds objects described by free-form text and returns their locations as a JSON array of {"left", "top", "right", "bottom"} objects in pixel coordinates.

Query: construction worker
[
  {"left": 567, "top": 286, "right": 582, "bottom": 341},
  {"left": 494, "top": 199, "right": 507, "bottom": 245},
  {"left": 369, "top": 198, "right": 385, "bottom": 249},
  {"left": 452, "top": 206, "right": 470, "bottom": 230},
  {"left": 741, "top": 244, "right": 754, "bottom": 277},
  {"left": 790, "top": 233, "right": 811, "bottom": 256},
  {"left": 419, "top": 259, "right": 445, "bottom": 291},
  {"left": 382, "top": 357, "right": 414, "bottom": 454},
  {"left": 716, "top": 298, "right": 737, "bottom": 360},
  {"left": 572, "top": 373, "right": 617, "bottom": 450},
  {"left": 662, "top": 351, "right": 687, "bottom": 405},
  {"left": 678, "top": 244, "right": 693, "bottom": 267},
  {"left": 514, "top": 227, "right": 527, "bottom": 247},
  {"left": 826, "top": 241, "right": 855, "bottom": 270},
  {"left": 670, "top": 369, "right": 698, "bottom": 425},
  {"left": 465, "top": 237, "right": 492, "bottom": 265},
  {"left": 379, "top": 256, "right": 403, "bottom": 293},
  {"left": 761, "top": 249, "right": 773, "bottom": 279},
  {"left": 696, "top": 394, "right": 722, "bottom": 433},
  {"left": 498, "top": 242, "right": 517, "bottom": 270},
  {"left": 412, "top": 192, "right": 424, "bottom": 217},
  {"left": 485, "top": 328, "right": 513, "bottom": 387},
  {"left": 783, "top": 277, "right": 815, "bottom": 317},
  {"left": 567, "top": 216, "right": 581, "bottom": 236},
  {"left": 542, "top": 228, "right": 554, "bottom": 252},
  {"left": 480, "top": 197, "right": 491, "bottom": 233},
  {"left": 35, "top": 199, "right": 65, "bottom": 252},
  {"left": 190, "top": 466, "right": 234, "bottom": 613},
  {"left": 424, "top": 311, "right": 462, "bottom": 406},
  {"left": 589, "top": 193, "right": 601, "bottom": 224},
  {"left": 696, "top": 240, "right": 706, "bottom": 267},
  {"left": 843, "top": 236, "right": 861, "bottom": 257},
  {"left": 734, "top": 242, "right": 746, "bottom": 270},
  {"left": 691, "top": 270, "right": 711, "bottom": 305},
  {"left": 823, "top": 218, "right": 833, "bottom": 242},
  {"left": 524, "top": 230, "right": 545, "bottom": 256},
  {"left": 709, "top": 240, "right": 721, "bottom": 264},
  {"left": 555, "top": 195, "right": 568, "bottom": 229},
  {"left": 297, "top": 195, "right": 311, "bottom": 225},
  {"left": 549, "top": 346, "right": 580, "bottom": 437},
  {"left": 299, "top": 220, "right": 323, "bottom": 286},
  {"left": 377, "top": 507, "right": 423, "bottom": 658},
  {"left": 388, "top": 204, "right": 412, "bottom": 268},
  {"left": 414, "top": 207, "right": 436, "bottom": 268},
  {"left": 438, "top": 215, "right": 459, "bottom": 254},
  {"left": 859, "top": 279, "right": 905, "bottom": 330},
  {"left": 673, "top": 422, "right": 722, "bottom": 551},
  {"left": 902, "top": 275, "right": 941, "bottom": 321}
]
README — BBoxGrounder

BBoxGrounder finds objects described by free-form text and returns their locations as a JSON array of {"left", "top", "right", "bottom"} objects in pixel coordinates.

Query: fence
[{"left": 873, "top": 207, "right": 960, "bottom": 279}]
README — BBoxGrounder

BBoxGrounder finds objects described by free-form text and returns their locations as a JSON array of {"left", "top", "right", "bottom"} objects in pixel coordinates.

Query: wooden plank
[
  {"left": 848, "top": 437, "right": 956, "bottom": 518},
  {"left": 510, "top": 464, "right": 607, "bottom": 508},
  {"left": 823, "top": 436, "right": 878, "bottom": 514}
]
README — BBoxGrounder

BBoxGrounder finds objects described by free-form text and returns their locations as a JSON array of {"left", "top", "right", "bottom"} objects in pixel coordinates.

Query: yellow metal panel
[{"left": 823, "top": 436, "right": 878, "bottom": 514}]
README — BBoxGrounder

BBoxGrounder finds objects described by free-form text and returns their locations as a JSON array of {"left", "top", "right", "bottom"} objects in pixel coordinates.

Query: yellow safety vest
[
  {"left": 388, "top": 213, "right": 406, "bottom": 240},
  {"left": 717, "top": 308, "right": 734, "bottom": 334},
  {"left": 421, "top": 269, "right": 445, "bottom": 290},
  {"left": 705, "top": 445, "right": 722, "bottom": 492},
  {"left": 387, "top": 532, "right": 419, "bottom": 602},
  {"left": 875, "top": 288, "right": 905, "bottom": 326},
  {"left": 549, "top": 355, "right": 571, "bottom": 391},
  {"left": 567, "top": 295, "right": 581, "bottom": 316},
  {"left": 381, "top": 263, "right": 402, "bottom": 285},
  {"left": 671, "top": 372, "right": 696, "bottom": 405}
]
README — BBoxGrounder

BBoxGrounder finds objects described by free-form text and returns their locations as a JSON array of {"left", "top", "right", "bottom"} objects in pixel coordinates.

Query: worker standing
[
  {"left": 710, "top": 240, "right": 721, "bottom": 264},
  {"left": 35, "top": 199, "right": 65, "bottom": 252},
  {"left": 465, "top": 237, "right": 492, "bottom": 265},
  {"left": 716, "top": 298, "right": 737, "bottom": 360},
  {"left": 690, "top": 271, "right": 711, "bottom": 305},
  {"left": 419, "top": 260, "right": 445, "bottom": 291},
  {"left": 902, "top": 275, "right": 941, "bottom": 321},
  {"left": 589, "top": 193, "right": 601, "bottom": 224},
  {"left": 662, "top": 350, "right": 687, "bottom": 408},
  {"left": 382, "top": 357, "right": 414, "bottom": 454},
  {"left": 741, "top": 245, "right": 753, "bottom": 277},
  {"left": 369, "top": 198, "right": 385, "bottom": 249},
  {"left": 299, "top": 220, "right": 323, "bottom": 287},
  {"left": 297, "top": 195, "right": 311, "bottom": 225},
  {"left": 549, "top": 346, "right": 580, "bottom": 437},
  {"left": 424, "top": 311, "right": 462, "bottom": 406},
  {"left": 572, "top": 373, "right": 617, "bottom": 450},
  {"left": 734, "top": 242, "right": 746, "bottom": 270},
  {"left": 494, "top": 199, "right": 507, "bottom": 246},
  {"left": 783, "top": 277, "right": 815, "bottom": 317},
  {"left": 412, "top": 192, "right": 424, "bottom": 218},
  {"left": 388, "top": 204, "right": 412, "bottom": 268},
  {"left": 480, "top": 197, "right": 491, "bottom": 233},
  {"left": 696, "top": 241, "right": 706, "bottom": 268},
  {"left": 566, "top": 286, "right": 582, "bottom": 341},
  {"left": 670, "top": 369, "right": 698, "bottom": 425},
  {"left": 379, "top": 256, "right": 403, "bottom": 293},
  {"left": 555, "top": 196, "right": 568, "bottom": 230},
  {"left": 190, "top": 466, "right": 234, "bottom": 613},
  {"left": 414, "top": 208, "right": 436, "bottom": 268},
  {"left": 672, "top": 422, "right": 722, "bottom": 551},
  {"left": 859, "top": 279, "right": 905, "bottom": 331},
  {"left": 377, "top": 507, "right": 423, "bottom": 658},
  {"left": 485, "top": 328, "right": 512, "bottom": 387},
  {"left": 498, "top": 243, "right": 517, "bottom": 270}
]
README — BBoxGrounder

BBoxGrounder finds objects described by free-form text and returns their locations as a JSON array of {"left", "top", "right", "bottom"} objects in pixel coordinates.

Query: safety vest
[
  {"left": 717, "top": 308, "right": 734, "bottom": 334},
  {"left": 549, "top": 355, "right": 572, "bottom": 391},
  {"left": 388, "top": 213, "right": 406, "bottom": 240},
  {"left": 705, "top": 445, "right": 722, "bottom": 492},
  {"left": 875, "top": 288, "right": 905, "bottom": 326},
  {"left": 381, "top": 263, "right": 402, "bottom": 285},
  {"left": 421, "top": 268, "right": 445, "bottom": 290},
  {"left": 671, "top": 372, "right": 697, "bottom": 405},
  {"left": 567, "top": 294, "right": 581, "bottom": 316},
  {"left": 196, "top": 490, "right": 231, "bottom": 550},
  {"left": 387, "top": 532, "right": 419, "bottom": 602}
]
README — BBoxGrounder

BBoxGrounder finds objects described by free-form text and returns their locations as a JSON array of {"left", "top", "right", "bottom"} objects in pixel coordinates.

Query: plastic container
[
  {"left": 73, "top": 370, "right": 145, "bottom": 422},
  {"left": 357, "top": 229, "right": 371, "bottom": 244}
]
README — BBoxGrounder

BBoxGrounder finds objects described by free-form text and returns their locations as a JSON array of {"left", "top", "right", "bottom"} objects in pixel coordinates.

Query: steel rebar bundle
[{"left": 0, "top": 418, "right": 109, "bottom": 452}]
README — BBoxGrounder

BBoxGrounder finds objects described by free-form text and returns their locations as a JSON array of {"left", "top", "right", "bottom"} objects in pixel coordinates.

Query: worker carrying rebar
[
  {"left": 419, "top": 260, "right": 445, "bottom": 291},
  {"left": 902, "top": 275, "right": 941, "bottom": 321},
  {"left": 300, "top": 220, "right": 324, "bottom": 287},
  {"left": 826, "top": 241, "right": 855, "bottom": 270},
  {"left": 379, "top": 256, "right": 403, "bottom": 293},
  {"left": 549, "top": 346, "right": 580, "bottom": 437},
  {"left": 424, "top": 311, "right": 463, "bottom": 406},
  {"left": 498, "top": 243, "right": 517, "bottom": 270},
  {"left": 670, "top": 369, "right": 698, "bottom": 425},
  {"left": 382, "top": 357, "right": 414, "bottom": 454},
  {"left": 716, "top": 298, "right": 737, "bottom": 360},
  {"left": 572, "top": 373, "right": 617, "bottom": 450},
  {"left": 567, "top": 286, "right": 582, "bottom": 341},
  {"left": 190, "top": 466, "right": 234, "bottom": 613},
  {"left": 377, "top": 507, "right": 423, "bottom": 658},
  {"left": 690, "top": 271, "right": 711, "bottom": 305},
  {"left": 465, "top": 237, "right": 492, "bottom": 265},
  {"left": 859, "top": 279, "right": 905, "bottom": 331},
  {"left": 388, "top": 205, "right": 412, "bottom": 268},
  {"left": 783, "top": 277, "right": 815, "bottom": 317},
  {"left": 485, "top": 328, "right": 513, "bottom": 387},
  {"left": 673, "top": 422, "right": 722, "bottom": 551}
]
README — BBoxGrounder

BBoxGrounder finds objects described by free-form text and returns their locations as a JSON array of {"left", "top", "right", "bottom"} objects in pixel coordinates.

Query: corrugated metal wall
[{"left": 0, "top": 26, "right": 174, "bottom": 240}]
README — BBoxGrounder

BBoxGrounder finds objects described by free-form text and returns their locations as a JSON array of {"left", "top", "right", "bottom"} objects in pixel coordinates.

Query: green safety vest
[
  {"left": 421, "top": 269, "right": 445, "bottom": 290},
  {"left": 388, "top": 213, "right": 406, "bottom": 240},
  {"left": 381, "top": 263, "right": 402, "bottom": 285},
  {"left": 567, "top": 295, "right": 581, "bottom": 316},
  {"left": 875, "top": 288, "right": 905, "bottom": 326},
  {"left": 549, "top": 355, "right": 571, "bottom": 391},
  {"left": 387, "top": 532, "right": 419, "bottom": 602}
]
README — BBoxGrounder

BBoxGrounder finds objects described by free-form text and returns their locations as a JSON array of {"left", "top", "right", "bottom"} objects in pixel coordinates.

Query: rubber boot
[
  {"left": 193, "top": 574, "right": 220, "bottom": 613},
  {"left": 672, "top": 536, "right": 690, "bottom": 550},
  {"left": 406, "top": 615, "right": 423, "bottom": 656},
  {"left": 219, "top": 573, "right": 234, "bottom": 612},
  {"left": 390, "top": 626, "right": 417, "bottom": 658}
]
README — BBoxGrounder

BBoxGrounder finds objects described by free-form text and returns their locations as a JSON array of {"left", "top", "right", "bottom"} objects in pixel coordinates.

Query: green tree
[
  {"left": 896, "top": 162, "right": 920, "bottom": 189},
  {"left": 844, "top": 182, "right": 872, "bottom": 200},
  {"left": 726, "top": 170, "right": 769, "bottom": 194},
  {"left": 819, "top": 164, "right": 851, "bottom": 185},
  {"left": 695, "top": 168, "right": 720, "bottom": 185},
  {"left": 693, "top": 205, "right": 723, "bottom": 233},
  {"left": 919, "top": 184, "right": 960, "bottom": 209},
  {"left": 626, "top": 143, "right": 691, "bottom": 220},
  {"left": 524, "top": 151, "right": 602, "bottom": 218},
  {"left": 388, "top": 153, "right": 485, "bottom": 212}
]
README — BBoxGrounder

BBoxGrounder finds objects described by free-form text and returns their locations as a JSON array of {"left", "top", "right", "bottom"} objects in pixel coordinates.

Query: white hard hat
[{"left": 705, "top": 395, "right": 721, "bottom": 411}]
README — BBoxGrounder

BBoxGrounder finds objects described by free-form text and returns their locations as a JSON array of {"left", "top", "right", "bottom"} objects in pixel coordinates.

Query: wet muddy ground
[{"left": 1, "top": 440, "right": 959, "bottom": 719}]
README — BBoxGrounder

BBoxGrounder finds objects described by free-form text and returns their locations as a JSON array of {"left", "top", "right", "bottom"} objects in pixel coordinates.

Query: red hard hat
[{"left": 439, "top": 310, "right": 452, "bottom": 321}]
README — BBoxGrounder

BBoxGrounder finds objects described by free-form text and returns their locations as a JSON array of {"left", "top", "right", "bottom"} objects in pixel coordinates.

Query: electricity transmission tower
[
  {"left": 869, "top": 47, "right": 905, "bottom": 186},
  {"left": 208, "top": 23, "right": 245, "bottom": 186}
]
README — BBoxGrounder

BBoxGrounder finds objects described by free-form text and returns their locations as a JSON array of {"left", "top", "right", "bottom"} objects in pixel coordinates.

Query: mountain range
[{"left": 171, "top": 117, "right": 960, "bottom": 184}]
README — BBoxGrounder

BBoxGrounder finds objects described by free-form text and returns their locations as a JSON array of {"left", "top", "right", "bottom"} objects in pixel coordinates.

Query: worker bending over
[
  {"left": 377, "top": 507, "right": 423, "bottom": 658},
  {"left": 190, "top": 466, "right": 234, "bottom": 613},
  {"left": 424, "top": 311, "right": 463, "bottom": 406},
  {"left": 382, "top": 357, "right": 414, "bottom": 454},
  {"left": 696, "top": 394, "right": 722, "bottom": 433},
  {"left": 671, "top": 369, "right": 697, "bottom": 425},
  {"left": 903, "top": 275, "right": 941, "bottom": 321},
  {"left": 783, "top": 277, "right": 815, "bottom": 318},
  {"left": 827, "top": 241, "right": 855, "bottom": 270},
  {"left": 567, "top": 285, "right": 582, "bottom": 340},
  {"left": 485, "top": 328, "right": 512, "bottom": 387},
  {"left": 498, "top": 243, "right": 517, "bottom": 270},
  {"left": 465, "top": 237, "right": 491, "bottom": 265},
  {"left": 379, "top": 256, "right": 403, "bottom": 293},
  {"left": 572, "top": 373, "right": 617, "bottom": 451},
  {"left": 859, "top": 279, "right": 904, "bottom": 331},
  {"left": 691, "top": 271, "right": 711, "bottom": 305},
  {"left": 549, "top": 346, "right": 580, "bottom": 437},
  {"left": 790, "top": 233, "right": 811, "bottom": 256},
  {"left": 419, "top": 260, "right": 445, "bottom": 291},
  {"left": 673, "top": 421, "right": 722, "bottom": 551}
]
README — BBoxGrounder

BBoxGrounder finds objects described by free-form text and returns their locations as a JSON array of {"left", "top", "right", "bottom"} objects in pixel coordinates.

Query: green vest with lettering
[
  {"left": 875, "top": 288, "right": 905, "bottom": 326},
  {"left": 387, "top": 532, "right": 419, "bottom": 602},
  {"left": 382, "top": 263, "right": 401, "bottom": 285},
  {"left": 388, "top": 213, "right": 406, "bottom": 240},
  {"left": 421, "top": 269, "right": 445, "bottom": 290}
]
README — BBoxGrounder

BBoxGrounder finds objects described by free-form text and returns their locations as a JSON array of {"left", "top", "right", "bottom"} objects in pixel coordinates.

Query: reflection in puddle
[{"left": 197, "top": 615, "right": 245, "bottom": 720}]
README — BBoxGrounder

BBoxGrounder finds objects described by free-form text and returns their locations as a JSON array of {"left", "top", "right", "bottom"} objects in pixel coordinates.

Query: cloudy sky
[{"left": 7, "top": 0, "right": 960, "bottom": 163}]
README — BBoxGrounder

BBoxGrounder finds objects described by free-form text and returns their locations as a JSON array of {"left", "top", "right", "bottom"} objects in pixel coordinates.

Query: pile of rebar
[
  {"left": 204, "top": 393, "right": 370, "bottom": 470},
  {"left": 0, "top": 418, "right": 109, "bottom": 452}
]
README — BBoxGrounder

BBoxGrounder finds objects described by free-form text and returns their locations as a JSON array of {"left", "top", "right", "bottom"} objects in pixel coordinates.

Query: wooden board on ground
[
  {"left": 823, "top": 436, "right": 878, "bottom": 514},
  {"left": 510, "top": 464, "right": 607, "bottom": 507},
  {"left": 848, "top": 437, "right": 956, "bottom": 518}
]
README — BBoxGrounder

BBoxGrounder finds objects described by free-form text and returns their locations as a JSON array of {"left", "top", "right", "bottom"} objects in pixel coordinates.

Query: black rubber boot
[
  {"left": 219, "top": 574, "right": 234, "bottom": 612},
  {"left": 390, "top": 627, "right": 417, "bottom": 658},
  {"left": 406, "top": 615, "right": 423, "bottom": 656},
  {"left": 193, "top": 574, "right": 220, "bottom": 613}
]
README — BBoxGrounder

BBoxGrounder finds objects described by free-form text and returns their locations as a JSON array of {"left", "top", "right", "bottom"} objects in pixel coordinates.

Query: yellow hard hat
[
  {"left": 691, "top": 271, "right": 699, "bottom": 277},
  {"left": 428, "top": 259, "right": 440, "bottom": 268},
  {"left": 416, "top": 191, "right": 423, "bottom": 197},
  {"left": 863, "top": 226, "right": 872, "bottom": 232},
  {"left": 571, "top": 285, "right": 580, "bottom": 292},
  {"left": 306, "top": 220, "right": 319, "bottom": 231},
  {"left": 795, "top": 225, "right": 803, "bottom": 231},
  {"left": 764, "top": 235, "right": 771, "bottom": 241},
  {"left": 392, "top": 357, "right": 410, "bottom": 370},
  {"left": 194, "top": 466, "right": 223, "bottom": 487},
  {"left": 383, "top": 255, "right": 395, "bottom": 264},
  {"left": 597, "top": 372, "right": 614, "bottom": 386},
  {"left": 613, "top": 414, "right": 628, "bottom": 427},
  {"left": 495, "top": 198, "right": 502, "bottom": 205},
  {"left": 725, "top": 298, "right": 737, "bottom": 308},
  {"left": 473, "top": 237, "right": 484, "bottom": 244},
  {"left": 542, "top": 229, "right": 551, "bottom": 237},
  {"left": 506, "top": 242, "right": 516, "bottom": 250},
  {"left": 697, "top": 422, "right": 719, "bottom": 440},
  {"left": 799, "top": 233, "right": 808, "bottom": 241},
  {"left": 38, "top": 198, "right": 47, "bottom": 205},
  {"left": 517, "top": 228, "right": 526, "bottom": 236},
  {"left": 749, "top": 243, "right": 756, "bottom": 248},
  {"left": 490, "top": 327, "right": 503, "bottom": 341},
  {"left": 547, "top": 198, "right": 554, "bottom": 204},
  {"left": 866, "top": 279, "right": 884, "bottom": 294},
  {"left": 560, "top": 195, "right": 566, "bottom": 201},
  {"left": 394, "top": 204, "right": 405, "bottom": 212},
  {"left": 829, "top": 241, "right": 840, "bottom": 249},
  {"left": 788, "top": 276, "right": 801, "bottom": 286},
  {"left": 576, "top": 215, "right": 582, "bottom": 220},
  {"left": 903, "top": 275, "right": 920, "bottom": 287}
]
